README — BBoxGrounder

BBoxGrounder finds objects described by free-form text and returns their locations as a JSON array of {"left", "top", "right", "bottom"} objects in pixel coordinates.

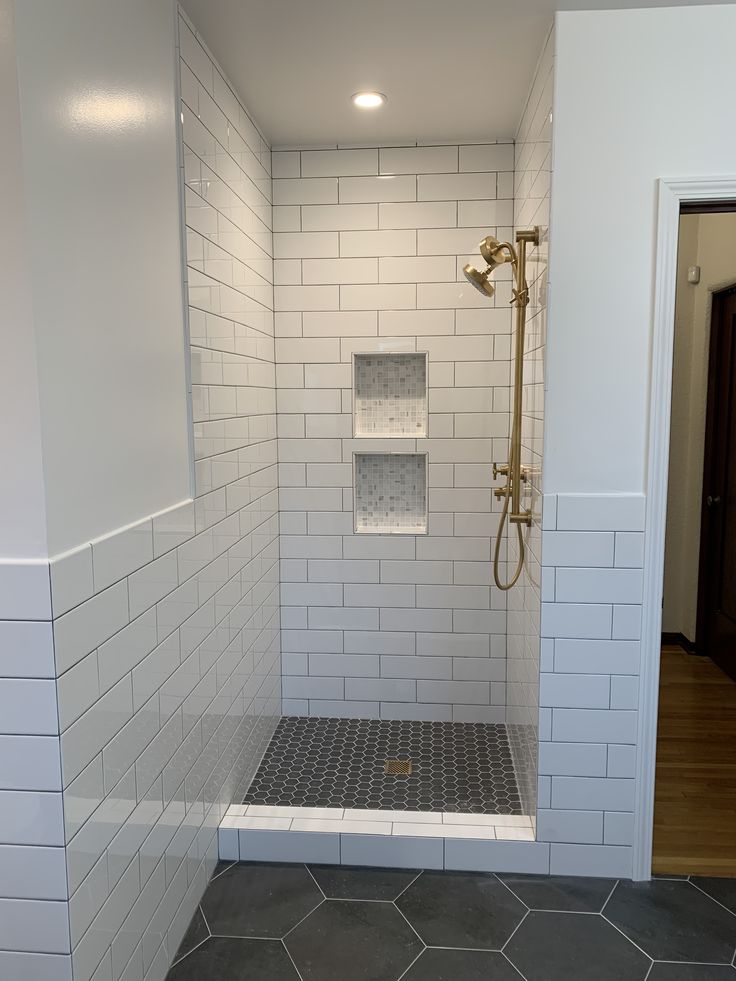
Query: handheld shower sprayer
[{"left": 465, "top": 228, "right": 540, "bottom": 591}]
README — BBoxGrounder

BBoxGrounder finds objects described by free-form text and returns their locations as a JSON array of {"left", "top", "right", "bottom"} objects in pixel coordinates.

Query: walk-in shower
[{"left": 230, "top": 223, "right": 544, "bottom": 843}]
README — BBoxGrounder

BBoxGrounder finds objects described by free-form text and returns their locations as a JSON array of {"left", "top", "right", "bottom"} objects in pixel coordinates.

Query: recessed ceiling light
[{"left": 352, "top": 91, "right": 386, "bottom": 109}]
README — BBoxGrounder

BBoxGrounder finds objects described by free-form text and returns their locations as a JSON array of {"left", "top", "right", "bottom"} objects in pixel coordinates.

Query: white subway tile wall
[
  {"left": 273, "top": 141, "right": 515, "bottom": 719},
  {"left": 537, "top": 492, "right": 645, "bottom": 877},
  {"left": 506, "top": 27, "right": 553, "bottom": 823},
  {"left": 0, "top": 15, "right": 280, "bottom": 981}
]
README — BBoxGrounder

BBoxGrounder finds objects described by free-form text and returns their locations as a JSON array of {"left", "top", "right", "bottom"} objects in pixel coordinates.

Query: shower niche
[
  {"left": 353, "top": 352, "right": 427, "bottom": 437},
  {"left": 352, "top": 352, "right": 428, "bottom": 534},
  {"left": 354, "top": 452, "right": 428, "bottom": 535}
]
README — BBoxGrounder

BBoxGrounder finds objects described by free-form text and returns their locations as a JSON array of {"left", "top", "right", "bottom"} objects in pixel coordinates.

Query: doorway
[{"left": 653, "top": 208, "right": 736, "bottom": 876}]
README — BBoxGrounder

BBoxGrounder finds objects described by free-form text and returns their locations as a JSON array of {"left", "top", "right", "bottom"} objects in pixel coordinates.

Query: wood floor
[{"left": 652, "top": 644, "right": 736, "bottom": 876}]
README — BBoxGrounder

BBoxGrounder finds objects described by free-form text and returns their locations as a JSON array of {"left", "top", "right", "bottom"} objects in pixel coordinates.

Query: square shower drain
[{"left": 385, "top": 759, "right": 412, "bottom": 775}]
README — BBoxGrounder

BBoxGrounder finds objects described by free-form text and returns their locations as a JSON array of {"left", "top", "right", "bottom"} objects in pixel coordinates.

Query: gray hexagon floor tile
[
  {"left": 604, "top": 880, "right": 736, "bottom": 963},
  {"left": 243, "top": 717, "right": 521, "bottom": 814},
  {"left": 309, "top": 865, "right": 419, "bottom": 901},
  {"left": 648, "top": 965, "right": 736, "bottom": 980},
  {"left": 396, "top": 871, "right": 526, "bottom": 949},
  {"left": 401, "top": 948, "right": 525, "bottom": 981},
  {"left": 692, "top": 878, "right": 736, "bottom": 916},
  {"left": 166, "top": 937, "right": 300, "bottom": 980},
  {"left": 498, "top": 874, "right": 617, "bottom": 912},
  {"left": 201, "top": 863, "right": 323, "bottom": 939},
  {"left": 285, "top": 900, "right": 423, "bottom": 981},
  {"left": 505, "top": 911, "right": 651, "bottom": 981}
]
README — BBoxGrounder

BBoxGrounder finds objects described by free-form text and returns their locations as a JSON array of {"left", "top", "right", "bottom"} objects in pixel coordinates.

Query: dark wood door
[{"left": 698, "top": 287, "right": 736, "bottom": 681}]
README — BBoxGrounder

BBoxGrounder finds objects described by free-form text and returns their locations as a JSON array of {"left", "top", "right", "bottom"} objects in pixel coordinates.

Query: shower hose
[{"left": 493, "top": 477, "right": 525, "bottom": 591}]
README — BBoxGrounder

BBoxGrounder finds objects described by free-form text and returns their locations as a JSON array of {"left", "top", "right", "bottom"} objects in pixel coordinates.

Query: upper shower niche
[{"left": 353, "top": 352, "right": 428, "bottom": 438}]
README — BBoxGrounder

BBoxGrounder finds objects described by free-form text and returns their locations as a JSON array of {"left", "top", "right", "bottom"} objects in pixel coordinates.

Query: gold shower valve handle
[{"left": 493, "top": 463, "right": 509, "bottom": 480}]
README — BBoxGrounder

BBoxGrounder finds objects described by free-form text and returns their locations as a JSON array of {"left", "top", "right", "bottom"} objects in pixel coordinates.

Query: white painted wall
[
  {"left": 0, "top": 0, "right": 47, "bottom": 558},
  {"left": 663, "top": 212, "right": 736, "bottom": 640},
  {"left": 547, "top": 4, "right": 736, "bottom": 495},
  {"left": 11, "top": 0, "right": 191, "bottom": 556}
]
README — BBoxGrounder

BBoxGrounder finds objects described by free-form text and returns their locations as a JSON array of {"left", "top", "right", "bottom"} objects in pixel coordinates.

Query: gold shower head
[
  {"left": 463, "top": 235, "right": 508, "bottom": 296},
  {"left": 463, "top": 263, "right": 496, "bottom": 297}
]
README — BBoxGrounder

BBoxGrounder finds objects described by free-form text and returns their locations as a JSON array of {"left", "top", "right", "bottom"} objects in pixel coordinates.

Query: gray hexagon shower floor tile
[{"left": 243, "top": 717, "right": 522, "bottom": 814}]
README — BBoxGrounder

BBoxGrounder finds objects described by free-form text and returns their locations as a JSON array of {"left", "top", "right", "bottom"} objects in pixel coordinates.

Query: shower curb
[{"left": 218, "top": 805, "right": 548, "bottom": 874}]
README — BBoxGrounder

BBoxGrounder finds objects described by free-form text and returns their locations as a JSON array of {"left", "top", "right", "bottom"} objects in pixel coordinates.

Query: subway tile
[
  {"left": 0, "top": 735, "right": 62, "bottom": 791},
  {"left": 612, "top": 605, "right": 642, "bottom": 640},
  {"left": 381, "top": 655, "right": 451, "bottom": 680},
  {"left": 607, "top": 744, "right": 636, "bottom": 778},
  {"left": 0, "top": 620, "right": 55, "bottom": 678},
  {"left": 459, "top": 144, "right": 515, "bottom": 172},
  {"left": 549, "top": 843, "right": 632, "bottom": 878},
  {"left": 0, "top": 790, "right": 64, "bottom": 846},
  {"left": 60, "top": 678, "right": 134, "bottom": 786},
  {"left": 50, "top": 546, "right": 94, "bottom": 617},
  {"left": 274, "top": 284, "right": 339, "bottom": 311},
  {"left": 418, "top": 172, "right": 496, "bottom": 201},
  {"left": 538, "top": 742, "right": 608, "bottom": 777},
  {"left": 0, "top": 679, "right": 58, "bottom": 736},
  {"left": 57, "top": 654, "right": 100, "bottom": 731},
  {"left": 340, "top": 229, "right": 416, "bottom": 257},
  {"left": 341, "top": 833, "right": 443, "bottom": 869},
  {"left": 379, "top": 146, "right": 458, "bottom": 175},
  {"left": 0, "top": 951, "right": 72, "bottom": 981},
  {"left": 555, "top": 568, "right": 643, "bottom": 605},
  {"left": 552, "top": 709, "right": 638, "bottom": 745},
  {"left": 555, "top": 494, "right": 646, "bottom": 533},
  {"left": 302, "top": 148, "right": 378, "bottom": 177},
  {"left": 537, "top": 809, "right": 604, "bottom": 845},
  {"left": 381, "top": 702, "right": 452, "bottom": 722},
  {"left": 0, "top": 843, "right": 68, "bottom": 900},
  {"left": 614, "top": 532, "right": 645, "bottom": 568},
  {"left": 238, "top": 829, "right": 340, "bottom": 863},
  {"left": 0, "top": 562, "right": 52, "bottom": 621},
  {"left": 603, "top": 811, "right": 635, "bottom": 846},
  {"left": 302, "top": 204, "right": 378, "bottom": 232},
  {"left": 273, "top": 177, "right": 337, "bottom": 205},
  {"left": 340, "top": 283, "right": 416, "bottom": 310},
  {"left": 92, "top": 520, "right": 154, "bottom": 591},
  {"left": 274, "top": 231, "right": 339, "bottom": 258},
  {"left": 303, "top": 257, "right": 378, "bottom": 285},
  {"left": 540, "top": 603, "right": 612, "bottom": 640},
  {"left": 444, "top": 839, "right": 550, "bottom": 874},
  {"left": 542, "top": 532, "right": 615, "bottom": 568},
  {"left": 54, "top": 581, "right": 129, "bottom": 675},
  {"left": 378, "top": 201, "right": 456, "bottom": 229},
  {"left": 153, "top": 501, "right": 195, "bottom": 558},
  {"left": 339, "top": 175, "right": 416, "bottom": 203},
  {"left": 553, "top": 639, "right": 639, "bottom": 675},
  {"left": 378, "top": 255, "right": 455, "bottom": 283},
  {"left": 0, "top": 897, "right": 70, "bottom": 954},
  {"left": 272, "top": 151, "right": 300, "bottom": 178},
  {"left": 540, "top": 673, "right": 610, "bottom": 709}
]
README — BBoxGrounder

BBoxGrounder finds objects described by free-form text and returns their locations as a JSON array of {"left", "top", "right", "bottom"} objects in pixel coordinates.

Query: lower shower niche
[{"left": 354, "top": 452, "right": 427, "bottom": 535}]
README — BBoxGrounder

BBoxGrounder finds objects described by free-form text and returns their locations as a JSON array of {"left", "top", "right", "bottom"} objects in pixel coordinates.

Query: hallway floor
[
  {"left": 244, "top": 717, "right": 521, "bottom": 814},
  {"left": 166, "top": 861, "right": 736, "bottom": 981},
  {"left": 653, "top": 644, "right": 736, "bottom": 876}
]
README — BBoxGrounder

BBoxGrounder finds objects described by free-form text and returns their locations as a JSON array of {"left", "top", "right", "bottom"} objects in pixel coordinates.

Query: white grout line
[
  {"left": 282, "top": 938, "right": 306, "bottom": 981},
  {"left": 599, "top": 912, "right": 656, "bottom": 963},
  {"left": 499, "top": 908, "right": 530, "bottom": 953},
  {"left": 687, "top": 879, "right": 736, "bottom": 919}
]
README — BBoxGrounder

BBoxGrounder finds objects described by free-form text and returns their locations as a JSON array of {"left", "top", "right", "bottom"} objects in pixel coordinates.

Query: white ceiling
[{"left": 181, "top": 0, "right": 722, "bottom": 147}]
